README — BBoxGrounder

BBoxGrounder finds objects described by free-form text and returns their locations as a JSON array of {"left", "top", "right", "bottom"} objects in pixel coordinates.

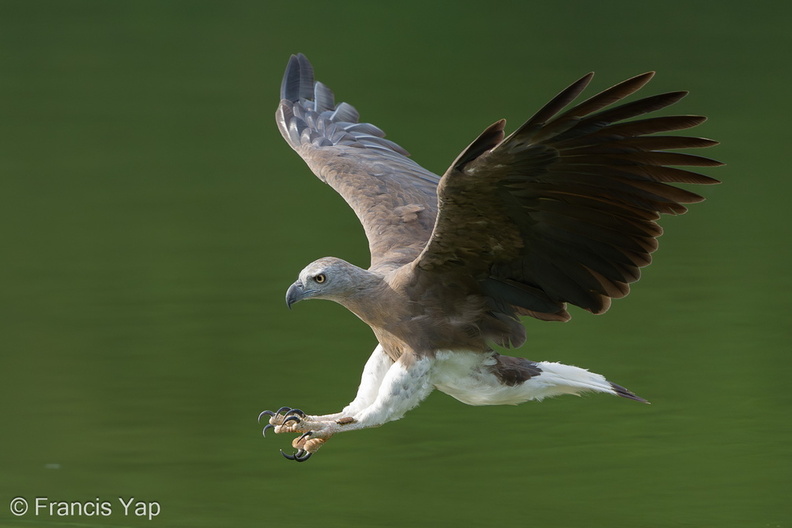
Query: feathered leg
[{"left": 260, "top": 351, "right": 433, "bottom": 461}]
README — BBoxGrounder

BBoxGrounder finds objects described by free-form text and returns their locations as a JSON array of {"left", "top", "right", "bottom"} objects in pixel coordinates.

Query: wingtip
[
  {"left": 689, "top": 115, "right": 708, "bottom": 127},
  {"left": 626, "top": 71, "right": 656, "bottom": 87},
  {"left": 577, "top": 71, "right": 596, "bottom": 88},
  {"left": 281, "top": 53, "right": 315, "bottom": 102},
  {"left": 613, "top": 71, "right": 657, "bottom": 96},
  {"left": 667, "top": 90, "right": 690, "bottom": 101}
]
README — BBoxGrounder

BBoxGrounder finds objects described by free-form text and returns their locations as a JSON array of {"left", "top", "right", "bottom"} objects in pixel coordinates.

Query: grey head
[{"left": 285, "top": 257, "right": 378, "bottom": 309}]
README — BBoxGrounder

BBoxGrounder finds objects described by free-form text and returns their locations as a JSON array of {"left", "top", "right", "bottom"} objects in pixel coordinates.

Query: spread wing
[
  {"left": 413, "top": 72, "right": 721, "bottom": 322},
  {"left": 276, "top": 54, "right": 439, "bottom": 271}
]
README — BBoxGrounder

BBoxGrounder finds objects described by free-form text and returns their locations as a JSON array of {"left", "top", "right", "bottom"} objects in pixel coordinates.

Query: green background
[{"left": 1, "top": 1, "right": 789, "bottom": 527}]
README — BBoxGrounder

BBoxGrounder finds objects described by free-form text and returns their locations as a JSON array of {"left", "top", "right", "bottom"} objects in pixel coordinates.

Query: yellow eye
[{"left": 314, "top": 274, "right": 326, "bottom": 284}]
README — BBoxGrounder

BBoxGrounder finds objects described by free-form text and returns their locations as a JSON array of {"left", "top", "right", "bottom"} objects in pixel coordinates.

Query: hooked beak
[{"left": 285, "top": 280, "right": 306, "bottom": 309}]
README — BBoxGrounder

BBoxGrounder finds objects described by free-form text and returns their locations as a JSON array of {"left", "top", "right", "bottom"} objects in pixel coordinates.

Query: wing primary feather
[
  {"left": 590, "top": 115, "right": 707, "bottom": 137},
  {"left": 513, "top": 73, "right": 595, "bottom": 135},
  {"left": 280, "top": 55, "right": 301, "bottom": 101},
  {"left": 553, "top": 72, "right": 656, "bottom": 121},
  {"left": 531, "top": 89, "right": 686, "bottom": 144},
  {"left": 296, "top": 53, "right": 314, "bottom": 100},
  {"left": 584, "top": 91, "right": 688, "bottom": 123},
  {"left": 313, "top": 81, "right": 335, "bottom": 112},
  {"left": 344, "top": 122, "right": 386, "bottom": 137},
  {"left": 615, "top": 136, "right": 719, "bottom": 150},
  {"left": 280, "top": 53, "right": 315, "bottom": 102},
  {"left": 566, "top": 150, "right": 723, "bottom": 168},
  {"left": 452, "top": 120, "right": 506, "bottom": 170},
  {"left": 330, "top": 102, "right": 360, "bottom": 123}
]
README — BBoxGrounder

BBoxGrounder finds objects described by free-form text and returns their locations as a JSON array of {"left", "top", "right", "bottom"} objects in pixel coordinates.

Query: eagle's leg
[
  {"left": 313, "top": 344, "right": 395, "bottom": 421},
  {"left": 258, "top": 343, "right": 392, "bottom": 430},
  {"left": 260, "top": 351, "right": 434, "bottom": 461}
]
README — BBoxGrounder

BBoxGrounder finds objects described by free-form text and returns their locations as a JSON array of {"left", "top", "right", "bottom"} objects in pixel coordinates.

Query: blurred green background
[{"left": 1, "top": 1, "right": 789, "bottom": 527}]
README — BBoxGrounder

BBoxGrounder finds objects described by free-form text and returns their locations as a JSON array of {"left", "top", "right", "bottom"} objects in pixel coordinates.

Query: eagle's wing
[
  {"left": 413, "top": 72, "right": 721, "bottom": 323},
  {"left": 277, "top": 54, "right": 439, "bottom": 271}
]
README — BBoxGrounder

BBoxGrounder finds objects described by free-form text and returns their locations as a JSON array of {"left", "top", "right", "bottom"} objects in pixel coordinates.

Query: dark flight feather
[{"left": 415, "top": 71, "right": 720, "bottom": 333}]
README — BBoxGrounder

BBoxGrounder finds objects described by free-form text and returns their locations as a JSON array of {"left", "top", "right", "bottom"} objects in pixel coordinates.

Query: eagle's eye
[{"left": 313, "top": 273, "right": 326, "bottom": 284}]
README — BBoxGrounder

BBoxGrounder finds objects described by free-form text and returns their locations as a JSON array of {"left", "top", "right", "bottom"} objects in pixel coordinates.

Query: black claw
[
  {"left": 285, "top": 408, "right": 306, "bottom": 417},
  {"left": 275, "top": 406, "right": 292, "bottom": 415},
  {"left": 280, "top": 448, "right": 313, "bottom": 462},
  {"left": 262, "top": 424, "right": 274, "bottom": 437},
  {"left": 282, "top": 415, "right": 301, "bottom": 426},
  {"left": 258, "top": 410, "right": 276, "bottom": 422},
  {"left": 297, "top": 431, "right": 313, "bottom": 443},
  {"left": 294, "top": 449, "right": 312, "bottom": 462}
]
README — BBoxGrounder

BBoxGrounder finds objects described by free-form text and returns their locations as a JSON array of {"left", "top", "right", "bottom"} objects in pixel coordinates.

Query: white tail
[{"left": 530, "top": 361, "right": 648, "bottom": 403}]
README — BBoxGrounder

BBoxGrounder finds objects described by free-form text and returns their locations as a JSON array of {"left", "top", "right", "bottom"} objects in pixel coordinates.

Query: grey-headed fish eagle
[{"left": 259, "top": 54, "right": 720, "bottom": 461}]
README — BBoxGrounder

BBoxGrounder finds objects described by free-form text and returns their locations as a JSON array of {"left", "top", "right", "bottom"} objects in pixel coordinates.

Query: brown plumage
[
  {"left": 276, "top": 54, "right": 720, "bottom": 356},
  {"left": 263, "top": 54, "right": 720, "bottom": 461}
]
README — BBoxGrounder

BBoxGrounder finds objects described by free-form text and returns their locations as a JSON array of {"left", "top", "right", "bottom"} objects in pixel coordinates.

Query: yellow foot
[
  {"left": 257, "top": 407, "right": 354, "bottom": 462},
  {"left": 281, "top": 431, "right": 328, "bottom": 461},
  {"left": 259, "top": 407, "right": 310, "bottom": 434}
]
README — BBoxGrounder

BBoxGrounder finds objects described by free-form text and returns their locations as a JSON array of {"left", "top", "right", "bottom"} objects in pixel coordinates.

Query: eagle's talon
[
  {"left": 280, "top": 448, "right": 313, "bottom": 462},
  {"left": 294, "top": 450, "right": 312, "bottom": 462},
  {"left": 262, "top": 423, "right": 274, "bottom": 437},
  {"left": 275, "top": 406, "right": 292, "bottom": 415},
  {"left": 285, "top": 408, "right": 306, "bottom": 417},
  {"left": 258, "top": 410, "right": 276, "bottom": 422},
  {"left": 282, "top": 415, "right": 301, "bottom": 426},
  {"left": 297, "top": 431, "right": 313, "bottom": 442}
]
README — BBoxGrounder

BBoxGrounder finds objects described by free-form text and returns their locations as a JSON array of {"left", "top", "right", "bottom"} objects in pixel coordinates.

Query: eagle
[{"left": 259, "top": 54, "right": 720, "bottom": 462}]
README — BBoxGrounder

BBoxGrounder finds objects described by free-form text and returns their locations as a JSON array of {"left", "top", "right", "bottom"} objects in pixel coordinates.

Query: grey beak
[{"left": 285, "top": 280, "right": 305, "bottom": 309}]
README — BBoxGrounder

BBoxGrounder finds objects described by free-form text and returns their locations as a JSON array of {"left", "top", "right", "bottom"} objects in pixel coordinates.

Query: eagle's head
[{"left": 286, "top": 257, "right": 371, "bottom": 308}]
